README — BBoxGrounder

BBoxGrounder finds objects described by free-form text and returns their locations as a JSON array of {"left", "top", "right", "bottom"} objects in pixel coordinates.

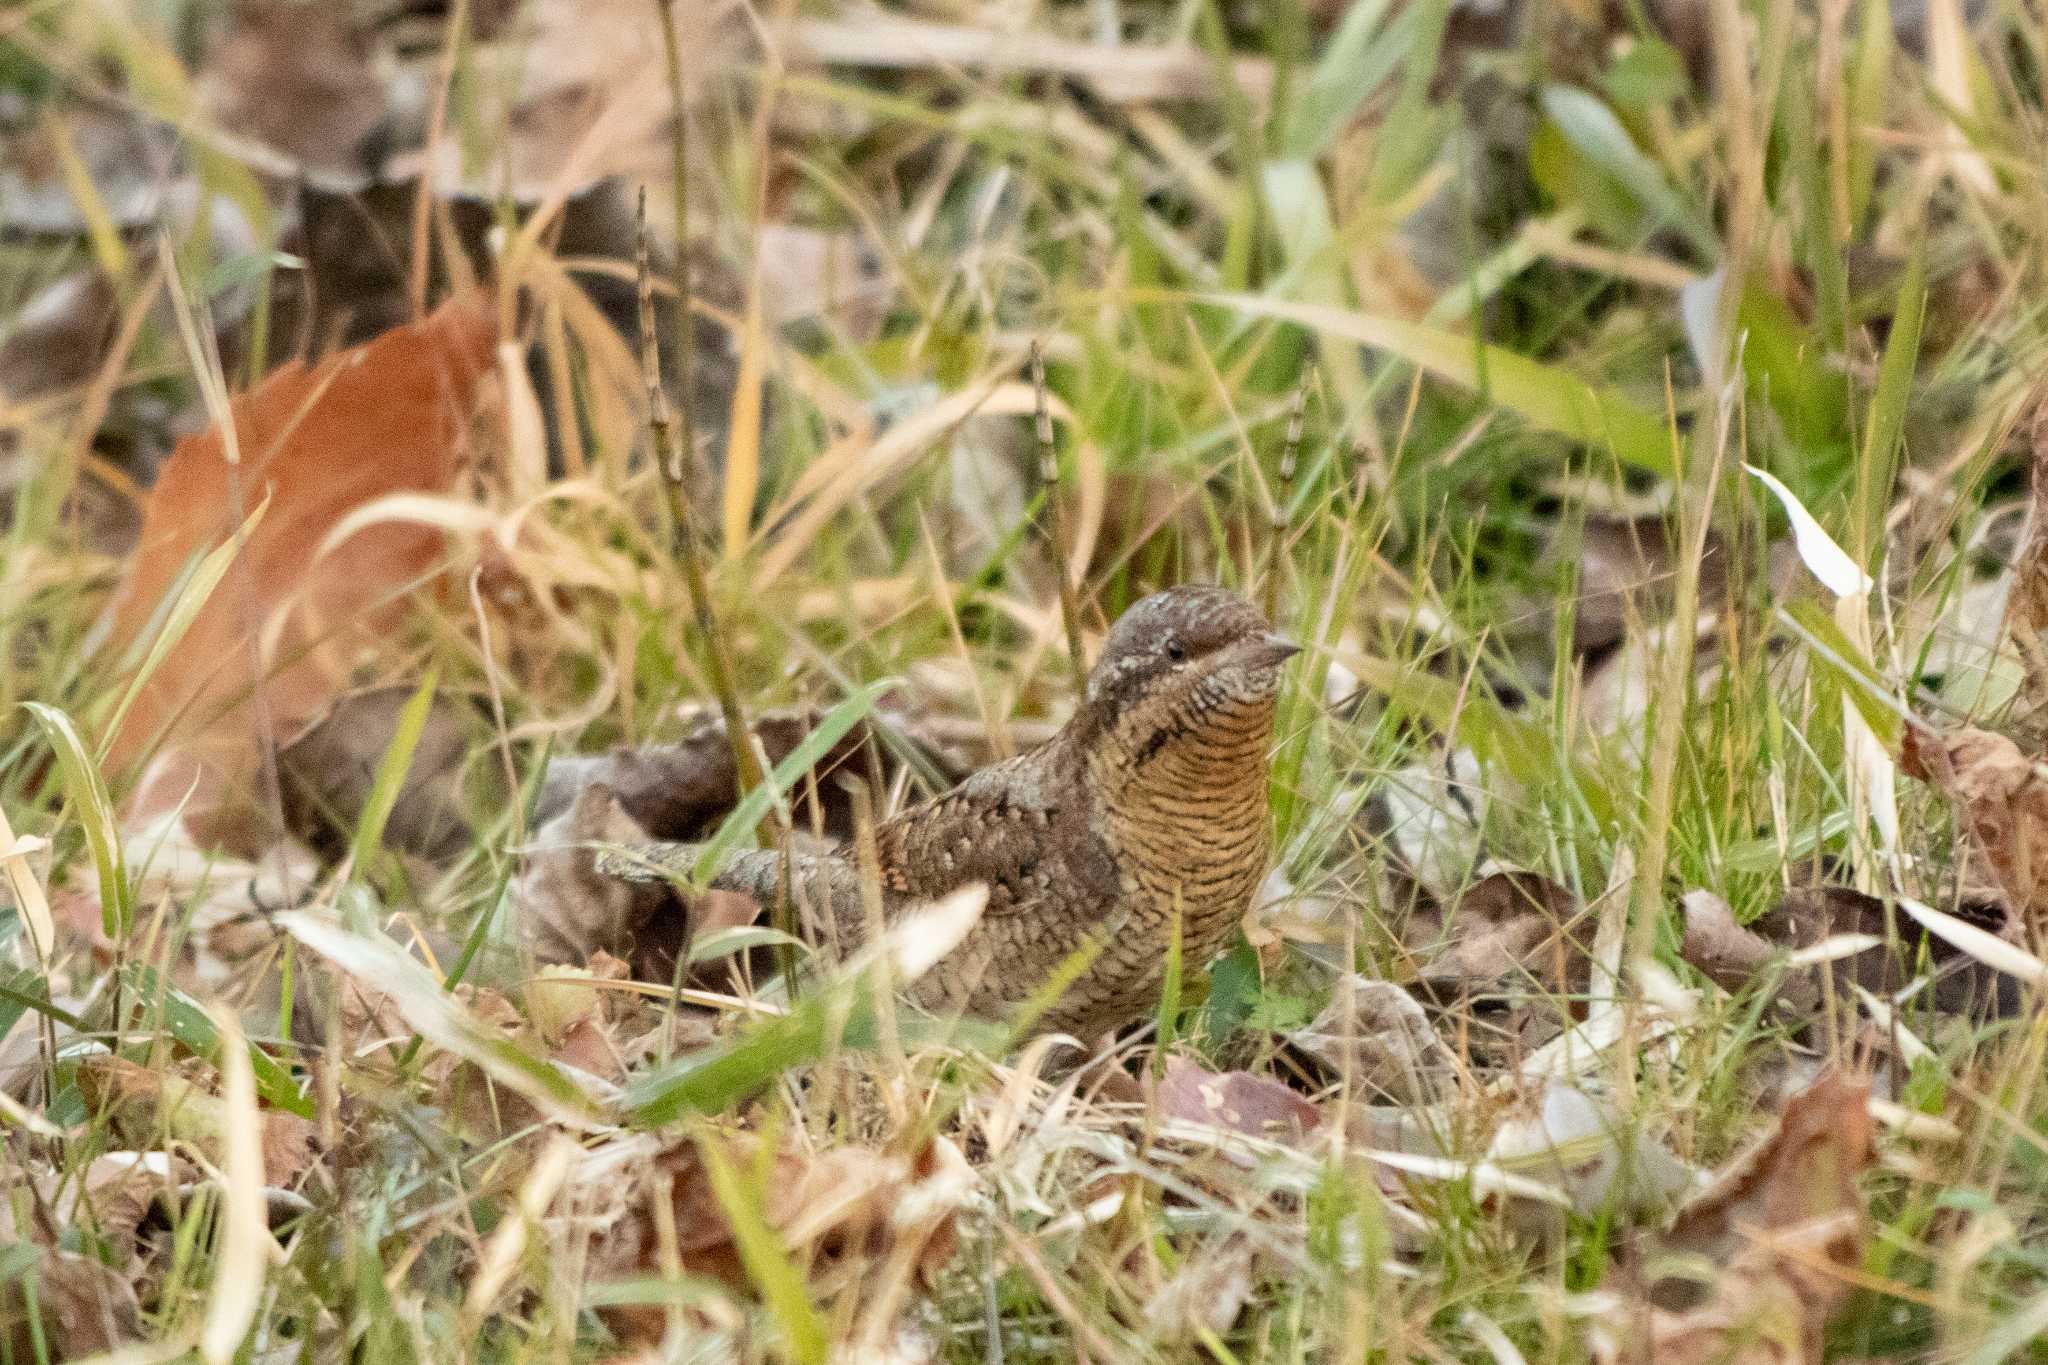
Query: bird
[{"left": 602, "top": 586, "right": 1299, "bottom": 1041}]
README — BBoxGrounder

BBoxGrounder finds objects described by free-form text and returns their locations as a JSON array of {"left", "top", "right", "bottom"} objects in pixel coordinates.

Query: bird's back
[{"left": 711, "top": 735, "right": 1130, "bottom": 1024}]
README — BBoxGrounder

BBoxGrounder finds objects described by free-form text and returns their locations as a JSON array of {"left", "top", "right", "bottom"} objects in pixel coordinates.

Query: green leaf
[
  {"left": 1202, "top": 293, "right": 1675, "bottom": 475},
  {"left": 1777, "top": 602, "right": 1907, "bottom": 749},
  {"left": 688, "top": 925, "right": 806, "bottom": 966},
  {"left": 23, "top": 703, "right": 128, "bottom": 938},
  {"left": 1362, "top": 0, "right": 1453, "bottom": 206},
  {"left": 1282, "top": 0, "right": 1402, "bottom": 158},
  {"left": 1605, "top": 40, "right": 1688, "bottom": 107},
  {"left": 625, "top": 971, "right": 995, "bottom": 1126},
  {"left": 1539, "top": 85, "right": 1717, "bottom": 258},
  {"left": 1847, "top": 0, "right": 1893, "bottom": 231},
  {"left": 692, "top": 681, "right": 891, "bottom": 883},
  {"left": 624, "top": 989, "right": 873, "bottom": 1126},
  {"left": 1737, "top": 278, "right": 1847, "bottom": 452},
  {"left": 201, "top": 250, "right": 302, "bottom": 302}
]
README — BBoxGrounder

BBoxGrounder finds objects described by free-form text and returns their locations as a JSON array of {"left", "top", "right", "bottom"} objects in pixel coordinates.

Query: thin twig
[
  {"left": 653, "top": 0, "right": 699, "bottom": 528},
  {"left": 633, "top": 191, "right": 769, "bottom": 814},
  {"left": 1032, "top": 340, "right": 1089, "bottom": 684},
  {"left": 1266, "top": 374, "right": 1308, "bottom": 624}
]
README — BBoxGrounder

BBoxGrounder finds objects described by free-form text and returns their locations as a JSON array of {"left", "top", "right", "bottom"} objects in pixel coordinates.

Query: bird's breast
[{"left": 1093, "top": 693, "right": 1276, "bottom": 956}]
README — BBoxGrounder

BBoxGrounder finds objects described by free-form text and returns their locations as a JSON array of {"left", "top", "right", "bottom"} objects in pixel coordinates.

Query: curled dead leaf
[
  {"left": 1679, "top": 885, "right": 2019, "bottom": 1022},
  {"left": 76, "top": 1055, "right": 319, "bottom": 1188},
  {"left": 1284, "top": 975, "right": 1455, "bottom": 1104},
  {"left": 572, "top": 1130, "right": 972, "bottom": 1349},
  {"left": 1593, "top": 1072, "right": 1875, "bottom": 1364},
  {"left": 277, "top": 684, "right": 482, "bottom": 865},
  {"left": 517, "top": 781, "right": 672, "bottom": 969},
  {"left": 1902, "top": 724, "right": 2048, "bottom": 945},
  {"left": 1140, "top": 1234, "right": 1256, "bottom": 1344},
  {"left": 1410, "top": 869, "right": 1591, "bottom": 1065},
  {"left": 0, "top": 1249, "right": 143, "bottom": 1361}
]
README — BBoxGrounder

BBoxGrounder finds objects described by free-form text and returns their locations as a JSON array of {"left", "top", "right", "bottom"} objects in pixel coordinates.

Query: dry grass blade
[
  {"left": 197, "top": 1006, "right": 269, "bottom": 1365},
  {"left": 786, "top": 14, "right": 1275, "bottom": 105}
]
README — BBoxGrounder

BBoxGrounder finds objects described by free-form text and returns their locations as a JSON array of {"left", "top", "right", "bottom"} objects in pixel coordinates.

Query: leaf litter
[{"left": 9, "top": 2, "right": 2048, "bottom": 1360}]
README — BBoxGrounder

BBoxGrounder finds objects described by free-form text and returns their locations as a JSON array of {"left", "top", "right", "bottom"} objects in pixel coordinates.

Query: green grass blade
[
  {"left": 97, "top": 497, "right": 269, "bottom": 763},
  {"left": 695, "top": 1131, "right": 831, "bottom": 1365},
  {"left": 688, "top": 925, "right": 806, "bottom": 965},
  {"left": 1539, "top": 85, "right": 1718, "bottom": 258},
  {"left": 1201, "top": 293, "right": 1675, "bottom": 475},
  {"left": 1856, "top": 230, "right": 1925, "bottom": 566},
  {"left": 692, "top": 680, "right": 891, "bottom": 883},
  {"left": 121, "top": 962, "right": 312, "bottom": 1118},
  {"left": 278, "top": 910, "right": 604, "bottom": 1126},
  {"left": 1281, "top": 0, "right": 1403, "bottom": 159},
  {"left": 23, "top": 702, "right": 129, "bottom": 938},
  {"left": 347, "top": 668, "right": 440, "bottom": 876}
]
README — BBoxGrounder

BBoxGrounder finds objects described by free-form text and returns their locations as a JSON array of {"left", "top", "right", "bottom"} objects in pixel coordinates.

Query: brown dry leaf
[
  {"left": 1140, "top": 1234, "right": 1257, "bottom": 1344},
  {"left": 76, "top": 1054, "right": 320, "bottom": 1187},
  {"left": 105, "top": 291, "right": 497, "bottom": 845},
  {"left": 277, "top": 684, "right": 481, "bottom": 865},
  {"left": 1592, "top": 1073, "right": 1875, "bottom": 1363},
  {"left": 576, "top": 1131, "right": 972, "bottom": 1349},
  {"left": 391, "top": 0, "right": 731, "bottom": 201},
  {"left": 2002, "top": 398, "right": 2048, "bottom": 668},
  {"left": 1153, "top": 1056, "right": 1323, "bottom": 1145},
  {"left": 1284, "top": 975, "right": 1455, "bottom": 1104},
  {"left": 1410, "top": 869, "right": 1591, "bottom": 1064},
  {"left": 528, "top": 951, "right": 633, "bottom": 1082},
  {"left": 1678, "top": 889, "right": 1786, "bottom": 1001},
  {"left": 535, "top": 704, "right": 974, "bottom": 847},
  {"left": 0, "top": 1152, "right": 192, "bottom": 1261},
  {"left": 1679, "top": 885, "right": 2018, "bottom": 1021},
  {"left": 198, "top": 1, "right": 390, "bottom": 185},
  {"left": 1657, "top": 1071, "right": 1872, "bottom": 1274},
  {"left": 0, "top": 1249, "right": 143, "bottom": 1361},
  {"left": 525, "top": 702, "right": 979, "bottom": 975},
  {"left": 516, "top": 781, "right": 677, "bottom": 970},
  {"left": 0, "top": 269, "right": 119, "bottom": 403},
  {"left": 1902, "top": 724, "right": 2048, "bottom": 943}
]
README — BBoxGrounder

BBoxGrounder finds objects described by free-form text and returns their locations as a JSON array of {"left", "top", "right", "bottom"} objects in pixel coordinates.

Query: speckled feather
[{"left": 602, "top": 586, "right": 1296, "bottom": 1040}]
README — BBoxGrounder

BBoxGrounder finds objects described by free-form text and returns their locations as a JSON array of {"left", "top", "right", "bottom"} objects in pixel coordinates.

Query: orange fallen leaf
[{"left": 102, "top": 291, "right": 496, "bottom": 844}]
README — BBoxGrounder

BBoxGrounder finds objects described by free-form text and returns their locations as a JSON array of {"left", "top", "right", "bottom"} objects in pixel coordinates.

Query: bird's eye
[{"left": 1165, "top": 640, "right": 1186, "bottom": 662}]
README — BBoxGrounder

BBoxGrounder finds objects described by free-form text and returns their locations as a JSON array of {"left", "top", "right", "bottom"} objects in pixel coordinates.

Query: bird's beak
[{"left": 1246, "top": 632, "right": 1302, "bottom": 667}]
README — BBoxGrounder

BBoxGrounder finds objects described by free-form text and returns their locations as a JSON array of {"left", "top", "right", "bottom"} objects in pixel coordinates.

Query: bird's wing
[{"left": 872, "top": 750, "right": 1115, "bottom": 917}]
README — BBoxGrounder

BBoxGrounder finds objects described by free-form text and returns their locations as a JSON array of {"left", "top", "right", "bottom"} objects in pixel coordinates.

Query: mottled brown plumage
[{"left": 608, "top": 587, "right": 1297, "bottom": 1040}]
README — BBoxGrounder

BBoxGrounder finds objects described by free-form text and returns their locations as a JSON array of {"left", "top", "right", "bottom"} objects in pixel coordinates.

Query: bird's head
[{"left": 1080, "top": 586, "right": 1299, "bottom": 740}]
